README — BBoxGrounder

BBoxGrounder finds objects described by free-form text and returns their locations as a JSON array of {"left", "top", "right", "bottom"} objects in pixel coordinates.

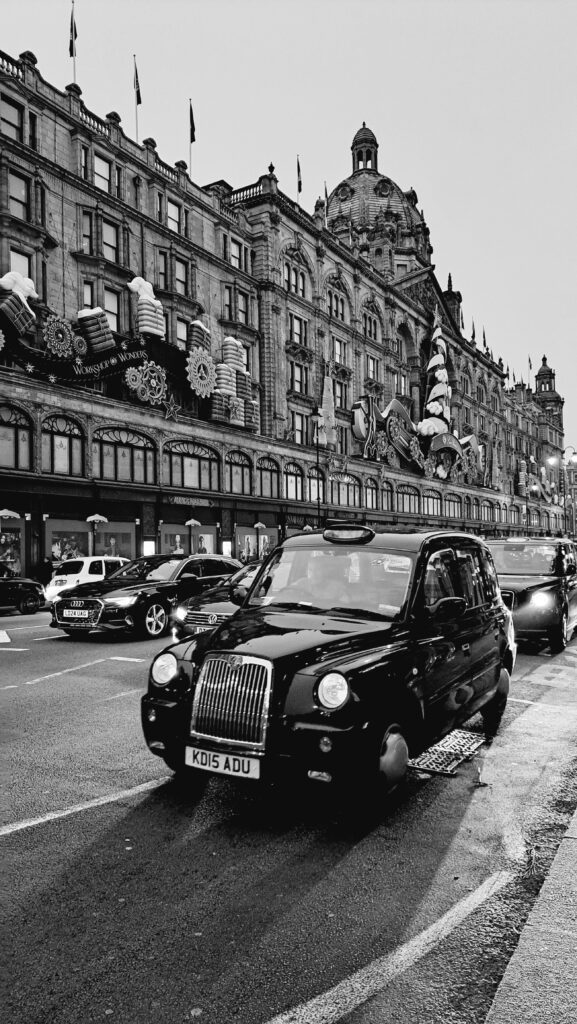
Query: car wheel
[
  {"left": 481, "top": 667, "right": 510, "bottom": 737},
  {"left": 142, "top": 602, "right": 168, "bottom": 638},
  {"left": 549, "top": 610, "right": 568, "bottom": 654},
  {"left": 19, "top": 594, "right": 41, "bottom": 615},
  {"left": 376, "top": 723, "right": 410, "bottom": 793}
]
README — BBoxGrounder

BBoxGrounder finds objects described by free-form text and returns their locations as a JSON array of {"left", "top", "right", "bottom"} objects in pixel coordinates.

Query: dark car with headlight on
[
  {"left": 170, "top": 560, "right": 263, "bottom": 640},
  {"left": 142, "top": 524, "right": 516, "bottom": 803},
  {"left": 486, "top": 537, "right": 577, "bottom": 653},
  {"left": 50, "top": 553, "right": 241, "bottom": 638}
]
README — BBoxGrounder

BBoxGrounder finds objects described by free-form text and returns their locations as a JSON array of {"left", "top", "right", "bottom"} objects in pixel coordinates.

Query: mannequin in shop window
[
  {"left": 103, "top": 536, "right": 119, "bottom": 557},
  {"left": 171, "top": 535, "right": 184, "bottom": 555},
  {"left": 197, "top": 535, "right": 208, "bottom": 554}
]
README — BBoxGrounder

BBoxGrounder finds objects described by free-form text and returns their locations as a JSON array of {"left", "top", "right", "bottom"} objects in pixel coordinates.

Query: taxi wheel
[
  {"left": 549, "top": 610, "right": 568, "bottom": 654},
  {"left": 142, "top": 602, "right": 168, "bottom": 638},
  {"left": 481, "top": 667, "right": 510, "bottom": 737},
  {"left": 19, "top": 594, "right": 41, "bottom": 614},
  {"left": 376, "top": 723, "right": 410, "bottom": 793}
]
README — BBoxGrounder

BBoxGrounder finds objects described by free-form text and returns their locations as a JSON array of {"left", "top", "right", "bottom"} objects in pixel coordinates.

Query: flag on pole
[
  {"left": 528, "top": 356, "right": 532, "bottom": 370},
  {"left": 189, "top": 101, "right": 196, "bottom": 144},
  {"left": 471, "top": 319, "right": 476, "bottom": 342},
  {"left": 133, "top": 58, "right": 142, "bottom": 106},
  {"left": 69, "top": 4, "right": 77, "bottom": 57},
  {"left": 297, "top": 156, "right": 302, "bottom": 195},
  {"left": 324, "top": 181, "right": 328, "bottom": 206}
]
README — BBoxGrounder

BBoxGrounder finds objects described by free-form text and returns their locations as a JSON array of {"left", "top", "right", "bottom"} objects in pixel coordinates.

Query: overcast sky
[{"left": 4, "top": 0, "right": 577, "bottom": 449}]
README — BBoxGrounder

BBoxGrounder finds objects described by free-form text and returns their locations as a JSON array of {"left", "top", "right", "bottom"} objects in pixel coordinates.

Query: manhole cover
[{"left": 408, "top": 729, "right": 486, "bottom": 775}]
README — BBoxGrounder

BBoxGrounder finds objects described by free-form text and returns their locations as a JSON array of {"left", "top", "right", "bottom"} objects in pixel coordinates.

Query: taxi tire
[
  {"left": 376, "top": 724, "right": 410, "bottom": 794},
  {"left": 19, "top": 594, "right": 41, "bottom": 614},
  {"left": 481, "top": 667, "right": 510, "bottom": 736},
  {"left": 549, "top": 610, "right": 568, "bottom": 654},
  {"left": 142, "top": 602, "right": 168, "bottom": 638}
]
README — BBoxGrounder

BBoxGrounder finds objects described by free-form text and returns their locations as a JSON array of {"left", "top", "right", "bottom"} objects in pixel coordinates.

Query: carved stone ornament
[
  {"left": 43, "top": 315, "right": 75, "bottom": 358},
  {"left": 186, "top": 348, "right": 217, "bottom": 398},
  {"left": 125, "top": 360, "right": 167, "bottom": 406},
  {"left": 374, "top": 179, "right": 392, "bottom": 198}
]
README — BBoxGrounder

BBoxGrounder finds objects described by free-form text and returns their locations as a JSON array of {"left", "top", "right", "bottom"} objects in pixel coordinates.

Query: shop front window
[
  {"left": 92, "top": 429, "right": 156, "bottom": 484},
  {"left": 0, "top": 405, "right": 32, "bottom": 470}
]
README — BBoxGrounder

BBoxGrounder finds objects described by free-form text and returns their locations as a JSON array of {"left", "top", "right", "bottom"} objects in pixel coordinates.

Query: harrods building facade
[{"left": 0, "top": 49, "right": 568, "bottom": 574}]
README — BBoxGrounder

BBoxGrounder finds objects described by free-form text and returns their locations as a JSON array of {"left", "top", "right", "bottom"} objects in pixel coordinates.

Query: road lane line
[
  {"left": 31, "top": 635, "right": 61, "bottom": 641},
  {"left": 97, "top": 690, "right": 141, "bottom": 702},
  {"left": 109, "top": 656, "right": 146, "bottom": 662},
  {"left": 23, "top": 659, "right": 108, "bottom": 685},
  {"left": 265, "top": 870, "right": 514, "bottom": 1024},
  {"left": 0, "top": 648, "right": 29, "bottom": 653},
  {"left": 509, "top": 697, "right": 566, "bottom": 709},
  {"left": 0, "top": 778, "right": 172, "bottom": 837}
]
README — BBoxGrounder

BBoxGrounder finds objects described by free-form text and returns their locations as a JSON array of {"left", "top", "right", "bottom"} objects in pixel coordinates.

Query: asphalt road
[{"left": 2, "top": 612, "right": 576, "bottom": 1024}]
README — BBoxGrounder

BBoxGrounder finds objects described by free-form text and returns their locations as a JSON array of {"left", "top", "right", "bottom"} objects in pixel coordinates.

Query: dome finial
[{"left": 351, "top": 122, "right": 378, "bottom": 173}]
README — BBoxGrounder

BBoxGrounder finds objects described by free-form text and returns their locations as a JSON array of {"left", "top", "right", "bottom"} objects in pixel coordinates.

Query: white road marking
[
  {"left": 31, "top": 635, "right": 61, "bottom": 641},
  {"left": 265, "top": 870, "right": 514, "bottom": 1024},
  {"left": 23, "top": 659, "right": 108, "bottom": 685},
  {"left": 508, "top": 697, "right": 565, "bottom": 709},
  {"left": 97, "top": 690, "right": 140, "bottom": 702},
  {"left": 0, "top": 648, "right": 29, "bottom": 654},
  {"left": 0, "top": 778, "right": 171, "bottom": 837},
  {"left": 0, "top": 630, "right": 10, "bottom": 643},
  {"left": 109, "top": 656, "right": 146, "bottom": 662}
]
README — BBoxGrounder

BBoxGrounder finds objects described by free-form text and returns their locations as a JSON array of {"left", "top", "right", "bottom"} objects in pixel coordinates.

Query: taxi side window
[
  {"left": 566, "top": 544, "right": 577, "bottom": 574},
  {"left": 423, "top": 549, "right": 457, "bottom": 607},
  {"left": 454, "top": 548, "right": 485, "bottom": 608},
  {"left": 478, "top": 548, "right": 500, "bottom": 602}
]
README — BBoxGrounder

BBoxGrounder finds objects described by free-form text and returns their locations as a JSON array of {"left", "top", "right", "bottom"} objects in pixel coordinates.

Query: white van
[{"left": 45, "top": 556, "right": 129, "bottom": 605}]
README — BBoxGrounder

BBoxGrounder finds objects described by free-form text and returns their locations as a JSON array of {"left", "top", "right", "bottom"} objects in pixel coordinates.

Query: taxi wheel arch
[
  {"left": 376, "top": 722, "right": 410, "bottom": 793},
  {"left": 481, "top": 667, "right": 510, "bottom": 736},
  {"left": 549, "top": 608, "right": 568, "bottom": 654}
]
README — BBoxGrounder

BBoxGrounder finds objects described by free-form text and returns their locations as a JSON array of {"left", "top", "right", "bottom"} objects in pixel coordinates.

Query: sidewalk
[{"left": 485, "top": 806, "right": 577, "bottom": 1024}]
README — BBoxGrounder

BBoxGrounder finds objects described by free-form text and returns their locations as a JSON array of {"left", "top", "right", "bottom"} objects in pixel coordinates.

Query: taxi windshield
[
  {"left": 487, "top": 540, "right": 563, "bottom": 576},
  {"left": 246, "top": 546, "right": 415, "bottom": 618}
]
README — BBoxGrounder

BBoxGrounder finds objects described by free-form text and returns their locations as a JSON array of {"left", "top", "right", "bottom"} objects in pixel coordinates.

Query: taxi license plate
[
  {"left": 63, "top": 609, "right": 89, "bottom": 618},
  {"left": 185, "top": 746, "right": 260, "bottom": 779}
]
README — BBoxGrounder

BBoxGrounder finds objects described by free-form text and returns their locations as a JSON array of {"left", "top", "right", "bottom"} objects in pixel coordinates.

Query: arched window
[
  {"left": 284, "top": 260, "right": 307, "bottom": 298},
  {"left": 464, "top": 495, "right": 472, "bottom": 519},
  {"left": 397, "top": 486, "right": 419, "bottom": 515},
  {"left": 284, "top": 461, "right": 304, "bottom": 501},
  {"left": 422, "top": 490, "right": 442, "bottom": 517},
  {"left": 445, "top": 494, "right": 462, "bottom": 519},
  {"left": 92, "top": 427, "right": 155, "bottom": 483},
  {"left": 477, "top": 384, "right": 487, "bottom": 405},
  {"left": 42, "top": 415, "right": 84, "bottom": 476},
  {"left": 329, "top": 474, "right": 361, "bottom": 507},
  {"left": 462, "top": 376, "right": 471, "bottom": 396},
  {"left": 309, "top": 467, "right": 325, "bottom": 507},
  {"left": 472, "top": 498, "right": 480, "bottom": 520},
  {"left": 225, "top": 450, "right": 252, "bottom": 495},
  {"left": 381, "top": 482, "right": 394, "bottom": 512},
  {"left": 257, "top": 457, "right": 280, "bottom": 499},
  {"left": 510, "top": 506, "right": 520, "bottom": 525},
  {"left": 362, "top": 312, "right": 380, "bottom": 341},
  {"left": 162, "top": 441, "right": 219, "bottom": 491},
  {"left": 0, "top": 405, "right": 32, "bottom": 470},
  {"left": 327, "top": 287, "right": 346, "bottom": 323},
  {"left": 529, "top": 508, "right": 539, "bottom": 528},
  {"left": 542, "top": 512, "right": 550, "bottom": 533},
  {"left": 365, "top": 478, "right": 378, "bottom": 510},
  {"left": 481, "top": 501, "right": 492, "bottom": 523}
]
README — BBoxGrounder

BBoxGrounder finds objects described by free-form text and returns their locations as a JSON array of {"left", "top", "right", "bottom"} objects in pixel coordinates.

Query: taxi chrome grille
[
  {"left": 54, "top": 598, "right": 103, "bottom": 625},
  {"left": 190, "top": 654, "right": 272, "bottom": 749}
]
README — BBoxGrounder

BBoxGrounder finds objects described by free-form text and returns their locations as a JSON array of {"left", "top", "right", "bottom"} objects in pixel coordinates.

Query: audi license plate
[
  {"left": 63, "top": 609, "right": 89, "bottom": 618},
  {"left": 185, "top": 746, "right": 260, "bottom": 779}
]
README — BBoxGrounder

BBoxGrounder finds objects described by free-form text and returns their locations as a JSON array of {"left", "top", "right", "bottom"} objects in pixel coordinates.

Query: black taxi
[{"left": 142, "top": 524, "right": 516, "bottom": 802}]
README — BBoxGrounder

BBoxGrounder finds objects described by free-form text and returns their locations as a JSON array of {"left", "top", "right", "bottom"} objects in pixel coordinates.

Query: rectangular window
[
  {"left": 102, "top": 220, "right": 118, "bottom": 262},
  {"left": 337, "top": 425, "right": 349, "bottom": 455},
  {"left": 94, "top": 154, "right": 111, "bottom": 192},
  {"left": 176, "top": 318, "right": 188, "bottom": 350},
  {"left": 237, "top": 290, "right": 248, "bottom": 324},
  {"left": 367, "top": 356, "right": 378, "bottom": 380},
  {"left": 175, "top": 259, "right": 187, "bottom": 295},
  {"left": 184, "top": 209, "right": 189, "bottom": 237},
  {"left": 290, "top": 363, "right": 308, "bottom": 394},
  {"left": 334, "top": 380, "right": 348, "bottom": 409},
  {"left": 158, "top": 251, "right": 167, "bottom": 290},
  {"left": 1, "top": 94, "right": 23, "bottom": 141},
  {"left": 230, "top": 239, "right": 242, "bottom": 268},
  {"left": 81, "top": 145, "right": 89, "bottom": 180},
  {"left": 9, "top": 171, "right": 29, "bottom": 220},
  {"left": 222, "top": 235, "right": 229, "bottom": 261},
  {"left": 10, "top": 249, "right": 31, "bottom": 278},
  {"left": 104, "top": 288, "right": 119, "bottom": 332},
  {"left": 395, "top": 372, "right": 408, "bottom": 396},
  {"left": 83, "top": 282, "right": 94, "bottom": 308},
  {"left": 291, "top": 412, "right": 305, "bottom": 446},
  {"left": 333, "top": 336, "right": 346, "bottom": 365},
  {"left": 224, "top": 285, "right": 232, "bottom": 320},
  {"left": 115, "top": 166, "right": 122, "bottom": 198},
  {"left": 29, "top": 112, "right": 38, "bottom": 150},
  {"left": 82, "top": 212, "right": 93, "bottom": 253},
  {"left": 289, "top": 313, "right": 308, "bottom": 345},
  {"left": 167, "top": 199, "right": 180, "bottom": 232},
  {"left": 157, "top": 192, "right": 164, "bottom": 222}
]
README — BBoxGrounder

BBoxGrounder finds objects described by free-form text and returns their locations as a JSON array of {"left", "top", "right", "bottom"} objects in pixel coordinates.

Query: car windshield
[
  {"left": 55, "top": 560, "right": 85, "bottom": 575},
  {"left": 108, "top": 557, "right": 183, "bottom": 583},
  {"left": 487, "top": 540, "right": 563, "bottom": 576},
  {"left": 230, "top": 562, "right": 262, "bottom": 587},
  {"left": 246, "top": 546, "right": 415, "bottom": 619}
]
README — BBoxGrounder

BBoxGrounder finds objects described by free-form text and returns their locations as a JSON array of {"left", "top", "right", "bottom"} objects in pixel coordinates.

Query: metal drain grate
[{"left": 408, "top": 729, "right": 486, "bottom": 776}]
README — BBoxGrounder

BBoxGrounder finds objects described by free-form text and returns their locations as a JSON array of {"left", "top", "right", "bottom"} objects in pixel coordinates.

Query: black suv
[
  {"left": 142, "top": 525, "right": 516, "bottom": 802},
  {"left": 50, "top": 553, "right": 241, "bottom": 638},
  {"left": 486, "top": 537, "right": 577, "bottom": 653},
  {"left": 0, "top": 563, "right": 45, "bottom": 614}
]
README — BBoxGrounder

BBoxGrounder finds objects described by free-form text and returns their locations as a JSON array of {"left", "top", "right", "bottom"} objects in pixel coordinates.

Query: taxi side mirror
[{"left": 231, "top": 585, "right": 248, "bottom": 605}]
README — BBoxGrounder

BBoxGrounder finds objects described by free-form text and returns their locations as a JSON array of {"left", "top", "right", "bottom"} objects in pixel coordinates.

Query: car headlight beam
[
  {"left": 530, "top": 591, "right": 552, "bottom": 608},
  {"left": 151, "top": 652, "right": 178, "bottom": 687},
  {"left": 103, "top": 595, "right": 139, "bottom": 608},
  {"left": 317, "top": 672, "right": 349, "bottom": 710}
]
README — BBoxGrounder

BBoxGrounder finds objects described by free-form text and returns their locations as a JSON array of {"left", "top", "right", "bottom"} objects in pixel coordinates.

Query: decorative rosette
[
  {"left": 125, "top": 367, "right": 141, "bottom": 390},
  {"left": 43, "top": 315, "right": 74, "bottom": 358},
  {"left": 186, "top": 348, "right": 217, "bottom": 398},
  {"left": 125, "top": 361, "right": 167, "bottom": 405},
  {"left": 72, "top": 335, "right": 88, "bottom": 356}
]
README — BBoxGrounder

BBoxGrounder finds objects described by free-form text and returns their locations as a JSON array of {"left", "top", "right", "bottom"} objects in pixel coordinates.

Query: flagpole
[
  {"left": 189, "top": 97, "right": 191, "bottom": 173},
  {"left": 134, "top": 55, "right": 139, "bottom": 143},
  {"left": 71, "top": 0, "right": 77, "bottom": 84}
]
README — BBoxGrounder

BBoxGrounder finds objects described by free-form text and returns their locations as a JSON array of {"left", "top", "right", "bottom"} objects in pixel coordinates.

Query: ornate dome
[{"left": 351, "top": 121, "right": 378, "bottom": 150}]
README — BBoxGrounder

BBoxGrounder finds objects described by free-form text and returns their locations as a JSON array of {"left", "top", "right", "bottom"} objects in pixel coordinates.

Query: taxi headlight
[
  {"left": 151, "top": 652, "right": 178, "bottom": 687},
  {"left": 530, "top": 591, "right": 552, "bottom": 608},
  {"left": 317, "top": 672, "right": 349, "bottom": 710}
]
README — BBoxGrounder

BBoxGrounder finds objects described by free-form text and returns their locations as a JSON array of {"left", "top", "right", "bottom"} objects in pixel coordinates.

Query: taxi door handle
[{"left": 462, "top": 643, "right": 470, "bottom": 653}]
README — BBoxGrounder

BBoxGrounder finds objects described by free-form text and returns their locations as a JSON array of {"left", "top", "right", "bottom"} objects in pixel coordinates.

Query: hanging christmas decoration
[
  {"left": 186, "top": 348, "right": 217, "bottom": 398},
  {"left": 163, "top": 394, "right": 181, "bottom": 421},
  {"left": 124, "top": 360, "right": 167, "bottom": 405},
  {"left": 43, "top": 315, "right": 75, "bottom": 358}
]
